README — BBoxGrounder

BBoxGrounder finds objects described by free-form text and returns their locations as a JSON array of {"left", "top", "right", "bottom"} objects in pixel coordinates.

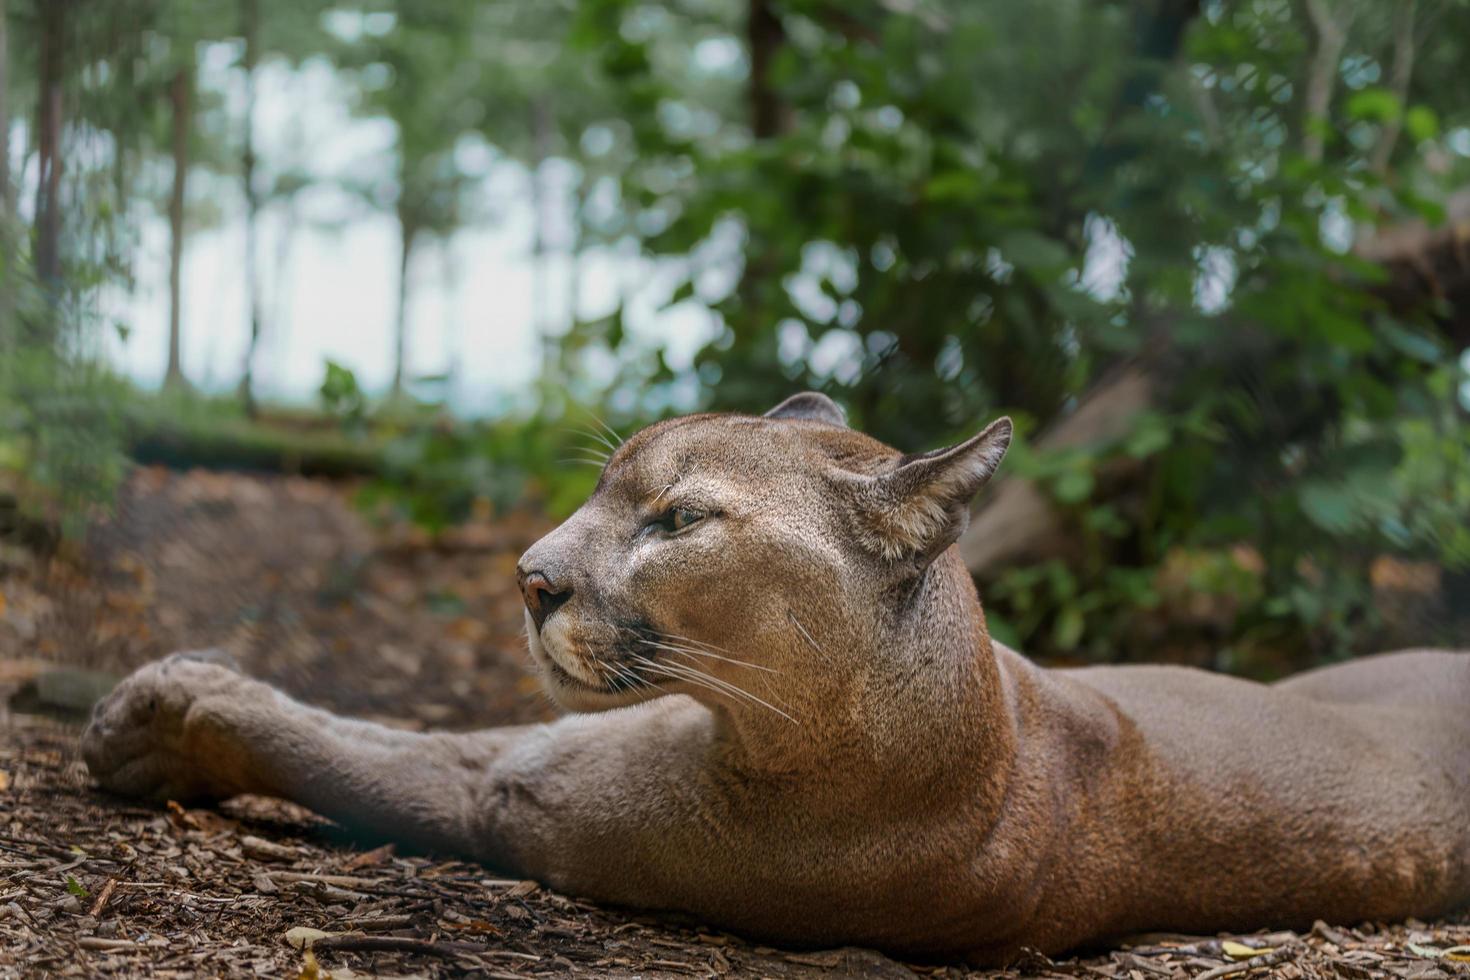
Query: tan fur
[{"left": 82, "top": 395, "right": 1470, "bottom": 964}]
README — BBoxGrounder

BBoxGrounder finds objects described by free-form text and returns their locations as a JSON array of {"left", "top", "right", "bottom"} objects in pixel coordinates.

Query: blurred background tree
[{"left": 2, "top": 0, "right": 1468, "bottom": 675}]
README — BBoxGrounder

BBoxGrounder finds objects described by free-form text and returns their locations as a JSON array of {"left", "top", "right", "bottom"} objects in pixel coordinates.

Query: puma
[{"left": 82, "top": 393, "right": 1470, "bottom": 964}]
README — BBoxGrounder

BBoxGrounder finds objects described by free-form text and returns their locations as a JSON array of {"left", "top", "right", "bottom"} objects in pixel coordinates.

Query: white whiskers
[
  {"left": 787, "top": 610, "right": 823, "bottom": 655},
  {"left": 628, "top": 652, "right": 797, "bottom": 725},
  {"left": 640, "top": 638, "right": 777, "bottom": 677},
  {"left": 586, "top": 412, "right": 625, "bottom": 449}
]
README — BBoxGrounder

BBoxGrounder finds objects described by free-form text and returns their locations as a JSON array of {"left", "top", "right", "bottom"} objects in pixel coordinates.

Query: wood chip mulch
[{"left": 2, "top": 715, "right": 1468, "bottom": 979}]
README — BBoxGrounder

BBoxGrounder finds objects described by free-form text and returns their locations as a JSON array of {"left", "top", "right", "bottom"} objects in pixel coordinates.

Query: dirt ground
[{"left": 1, "top": 468, "right": 1467, "bottom": 979}]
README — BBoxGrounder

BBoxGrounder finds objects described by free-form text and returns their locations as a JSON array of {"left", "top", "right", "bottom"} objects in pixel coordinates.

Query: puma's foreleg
[{"left": 81, "top": 651, "right": 521, "bottom": 856}]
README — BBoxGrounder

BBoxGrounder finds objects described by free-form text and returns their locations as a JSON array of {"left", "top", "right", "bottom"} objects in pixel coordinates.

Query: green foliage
[
  {"left": 559, "top": 0, "right": 1470, "bottom": 669},
  {"left": 0, "top": 301, "right": 133, "bottom": 538},
  {"left": 3, "top": 357, "right": 131, "bottom": 535},
  {"left": 318, "top": 363, "right": 602, "bottom": 533},
  {"left": 320, "top": 360, "right": 369, "bottom": 434}
]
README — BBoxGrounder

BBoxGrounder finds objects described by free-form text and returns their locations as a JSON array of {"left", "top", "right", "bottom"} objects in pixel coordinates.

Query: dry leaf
[
  {"left": 165, "top": 799, "right": 238, "bottom": 836},
  {"left": 341, "top": 842, "right": 394, "bottom": 871},
  {"left": 285, "top": 926, "right": 337, "bottom": 950},
  {"left": 165, "top": 800, "right": 190, "bottom": 830},
  {"left": 441, "top": 918, "right": 501, "bottom": 935},
  {"left": 87, "top": 876, "right": 118, "bottom": 917},
  {"left": 1222, "top": 940, "right": 1275, "bottom": 960},
  {"left": 241, "top": 834, "right": 300, "bottom": 861},
  {"left": 505, "top": 879, "right": 539, "bottom": 899}
]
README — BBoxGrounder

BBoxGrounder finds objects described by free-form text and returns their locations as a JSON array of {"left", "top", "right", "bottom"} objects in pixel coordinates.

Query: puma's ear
[
  {"left": 852, "top": 417, "right": 1012, "bottom": 564},
  {"left": 764, "top": 391, "right": 848, "bottom": 428}
]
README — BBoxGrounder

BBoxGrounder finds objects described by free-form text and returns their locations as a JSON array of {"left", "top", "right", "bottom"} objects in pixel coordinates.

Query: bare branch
[
  {"left": 1369, "top": 0, "right": 1418, "bottom": 175},
  {"left": 1301, "top": 0, "right": 1354, "bottom": 164}
]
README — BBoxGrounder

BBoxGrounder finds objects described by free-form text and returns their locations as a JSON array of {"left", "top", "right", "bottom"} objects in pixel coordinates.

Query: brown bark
[
  {"left": 166, "top": 64, "right": 193, "bottom": 388},
  {"left": 1355, "top": 186, "right": 1470, "bottom": 346},
  {"left": 391, "top": 209, "right": 417, "bottom": 398},
  {"left": 0, "top": 0, "right": 10, "bottom": 222},
  {"left": 239, "top": 0, "right": 263, "bottom": 416},
  {"left": 1301, "top": 0, "right": 1353, "bottom": 164},
  {"left": 0, "top": 0, "right": 12, "bottom": 353},
  {"left": 747, "top": 0, "right": 788, "bottom": 139},
  {"left": 1368, "top": 0, "right": 1418, "bottom": 176},
  {"left": 734, "top": 0, "right": 790, "bottom": 330}
]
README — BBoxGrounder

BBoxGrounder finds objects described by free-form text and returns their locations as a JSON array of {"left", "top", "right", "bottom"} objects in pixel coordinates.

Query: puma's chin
[
  {"left": 527, "top": 616, "right": 659, "bottom": 713},
  {"left": 543, "top": 659, "right": 652, "bottom": 712}
]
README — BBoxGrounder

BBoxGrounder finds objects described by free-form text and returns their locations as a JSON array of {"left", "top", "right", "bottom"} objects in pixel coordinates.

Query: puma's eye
[{"left": 656, "top": 507, "right": 704, "bottom": 534}]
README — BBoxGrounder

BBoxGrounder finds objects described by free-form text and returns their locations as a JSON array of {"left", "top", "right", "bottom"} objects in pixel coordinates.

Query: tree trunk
[
  {"left": 1081, "top": 0, "right": 1201, "bottom": 183},
  {"left": 568, "top": 172, "right": 587, "bottom": 334},
  {"left": 529, "top": 97, "right": 553, "bottom": 390},
  {"left": 238, "top": 0, "right": 263, "bottom": 416},
  {"left": 441, "top": 241, "right": 461, "bottom": 408},
  {"left": 165, "top": 64, "right": 193, "bottom": 388},
  {"left": 1356, "top": 185, "right": 1470, "bottom": 347},
  {"left": 270, "top": 193, "right": 300, "bottom": 348},
  {"left": 1368, "top": 0, "right": 1417, "bottom": 176},
  {"left": 0, "top": 0, "right": 12, "bottom": 357},
  {"left": 1301, "top": 0, "right": 1352, "bottom": 164},
  {"left": 391, "top": 209, "right": 417, "bottom": 399},
  {"left": 0, "top": 0, "right": 8, "bottom": 215},
  {"left": 746, "top": 0, "right": 787, "bottom": 139},
  {"left": 33, "top": 0, "right": 65, "bottom": 293},
  {"left": 734, "top": 0, "right": 789, "bottom": 334}
]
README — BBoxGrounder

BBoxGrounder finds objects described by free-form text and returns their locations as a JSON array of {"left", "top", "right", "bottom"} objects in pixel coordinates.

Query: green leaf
[
  {"left": 984, "top": 609, "right": 1021, "bottom": 649},
  {"left": 924, "top": 171, "right": 980, "bottom": 203},
  {"left": 1346, "top": 87, "right": 1401, "bottom": 123},
  {"left": 1053, "top": 606, "right": 1085, "bottom": 651},
  {"left": 1124, "top": 415, "right": 1172, "bottom": 458},
  {"left": 664, "top": 279, "right": 697, "bottom": 308},
  {"left": 1404, "top": 105, "right": 1438, "bottom": 142},
  {"left": 999, "top": 230, "right": 1070, "bottom": 273},
  {"left": 1299, "top": 483, "right": 1356, "bottom": 533},
  {"left": 65, "top": 875, "right": 89, "bottom": 899},
  {"left": 1052, "top": 468, "right": 1095, "bottom": 504},
  {"left": 1378, "top": 320, "right": 1443, "bottom": 364}
]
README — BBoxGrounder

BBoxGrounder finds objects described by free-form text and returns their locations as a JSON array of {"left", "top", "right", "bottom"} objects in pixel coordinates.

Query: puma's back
[{"left": 1048, "top": 649, "right": 1470, "bottom": 940}]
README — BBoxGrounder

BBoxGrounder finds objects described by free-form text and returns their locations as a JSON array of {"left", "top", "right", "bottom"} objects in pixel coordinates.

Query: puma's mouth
[
  {"left": 527, "top": 615, "right": 659, "bottom": 711},
  {"left": 545, "top": 658, "right": 614, "bottom": 694}
]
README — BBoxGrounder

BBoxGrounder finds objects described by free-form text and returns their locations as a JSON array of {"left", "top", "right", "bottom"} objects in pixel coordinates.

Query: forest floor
[{"left": 0, "top": 467, "right": 1467, "bottom": 979}]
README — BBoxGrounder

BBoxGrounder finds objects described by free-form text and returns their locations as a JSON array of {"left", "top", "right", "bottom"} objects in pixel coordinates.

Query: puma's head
[{"left": 516, "top": 393, "right": 1011, "bottom": 715}]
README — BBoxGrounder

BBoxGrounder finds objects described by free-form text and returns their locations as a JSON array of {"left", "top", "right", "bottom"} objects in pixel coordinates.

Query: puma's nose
[{"left": 518, "top": 568, "right": 572, "bottom": 630}]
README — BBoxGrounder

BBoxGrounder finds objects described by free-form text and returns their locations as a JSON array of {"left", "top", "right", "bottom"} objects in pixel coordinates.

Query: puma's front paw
[{"left": 82, "top": 650, "right": 272, "bottom": 802}]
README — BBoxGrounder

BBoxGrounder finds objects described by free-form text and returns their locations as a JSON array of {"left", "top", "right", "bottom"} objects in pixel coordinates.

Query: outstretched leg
[
  {"left": 82, "top": 652, "right": 533, "bottom": 858},
  {"left": 80, "top": 651, "right": 727, "bottom": 906},
  {"left": 82, "top": 652, "right": 981, "bottom": 954}
]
